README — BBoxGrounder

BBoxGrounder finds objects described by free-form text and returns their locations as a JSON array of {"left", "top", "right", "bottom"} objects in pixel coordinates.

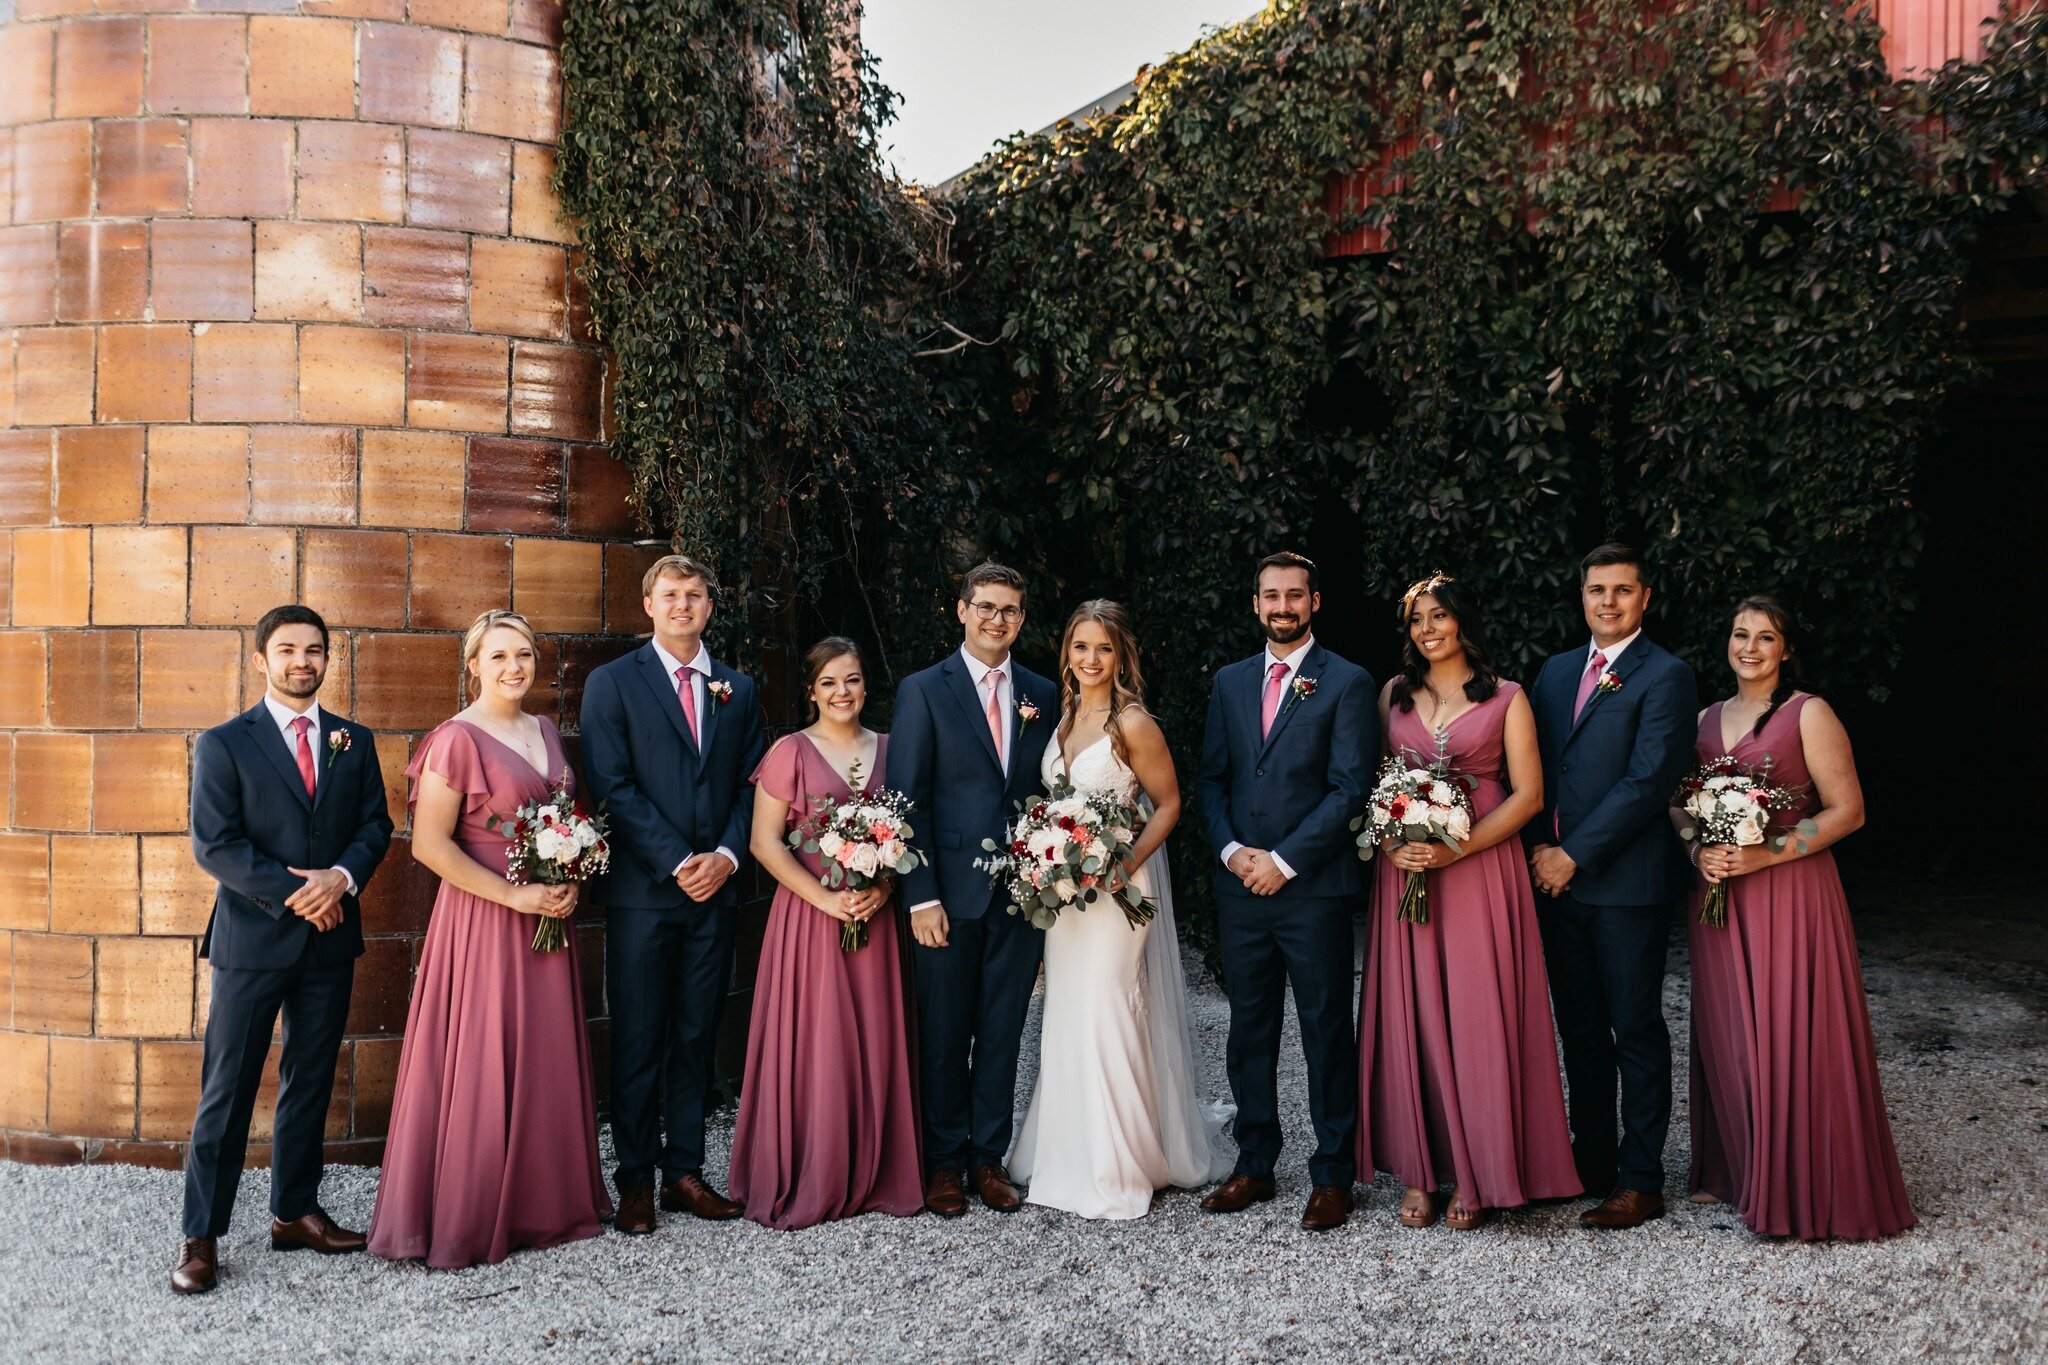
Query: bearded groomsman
[
  {"left": 889, "top": 563, "right": 1059, "bottom": 1217},
  {"left": 176, "top": 606, "right": 394, "bottom": 1294},
  {"left": 1527, "top": 544, "right": 1698, "bottom": 1230},
  {"left": 580, "top": 554, "right": 767, "bottom": 1233},
  {"left": 1194, "top": 552, "right": 1376, "bottom": 1231}
]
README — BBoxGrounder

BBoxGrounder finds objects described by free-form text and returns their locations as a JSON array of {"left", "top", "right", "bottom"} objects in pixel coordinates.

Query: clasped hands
[
  {"left": 1227, "top": 847, "right": 1288, "bottom": 896},
  {"left": 285, "top": 866, "right": 349, "bottom": 931},
  {"left": 508, "top": 882, "right": 578, "bottom": 919},
  {"left": 1382, "top": 839, "right": 1462, "bottom": 872},
  {"left": 1694, "top": 843, "right": 1773, "bottom": 883},
  {"left": 1528, "top": 844, "right": 1577, "bottom": 897},
  {"left": 820, "top": 885, "right": 887, "bottom": 925},
  {"left": 674, "top": 850, "right": 735, "bottom": 902}
]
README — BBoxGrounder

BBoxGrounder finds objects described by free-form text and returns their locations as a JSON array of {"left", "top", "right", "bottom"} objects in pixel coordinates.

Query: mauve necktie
[
  {"left": 1260, "top": 660, "right": 1288, "bottom": 738},
  {"left": 1572, "top": 650, "right": 1609, "bottom": 722},
  {"left": 985, "top": 668, "right": 1006, "bottom": 769},
  {"left": 291, "top": 715, "right": 317, "bottom": 799},
  {"left": 675, "top": 664, "right": 700, "bottom": 745}
]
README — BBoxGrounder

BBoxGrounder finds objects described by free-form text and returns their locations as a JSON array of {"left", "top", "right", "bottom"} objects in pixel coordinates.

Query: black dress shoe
[
  {"left": 1200, "top": 1174, "right": 1276, "bottom": 1213},
  {"left": 614, "top": 1183, "right": 657, "bottom": 1235},
  {"left": 661, "top": 1174, "right": 742, "bottom": 1220},
  {"left": 172, "top": 1237, "right": 217, "bottom": 1294},
  {"left": 269, "top": 1208, "right": 365, "bottom": 1254}
]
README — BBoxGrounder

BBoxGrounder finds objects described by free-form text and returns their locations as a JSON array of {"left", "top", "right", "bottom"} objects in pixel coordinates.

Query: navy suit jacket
[
  {"left": 579, "top": 642, "right": 768, "bottom": 912},
  {"left": 1194, "top": 641, "right": 1378, "bottom": 902},
  {"left": 190, "top": 704, "right": 393, "bottom": 971},
  {"left": 888, "top": 653, "right": 1058, "bottom": 921},
  {"left": 1529, "top": 636, "right": 1699, "bottom": 906}
]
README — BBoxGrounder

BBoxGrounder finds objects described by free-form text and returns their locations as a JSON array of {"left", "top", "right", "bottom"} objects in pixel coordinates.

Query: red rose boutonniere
[
  {"left": 1595, "top": 670, "right": 1622, "bottom": 698},
  {"left": 1282, "top": 675, "right": 1318, "bottom": 715},
  {"left": 707, "top": 680, "right": 733, "bottom": 705}
]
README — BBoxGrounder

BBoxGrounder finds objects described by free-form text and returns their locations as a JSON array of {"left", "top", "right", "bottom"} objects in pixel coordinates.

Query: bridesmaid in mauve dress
[
  {"left": 1358, "top": 575, "right": 1581, "bottom": 1230},
  {"left": 728, "top": 637, "right": 923, "bottom": 1230},
  {"left": 1682, "top": 595, "right": 1913, "bottom": 1241},
  {"left": 367, "top": 611, "right": 611, "bottom": 1268}
]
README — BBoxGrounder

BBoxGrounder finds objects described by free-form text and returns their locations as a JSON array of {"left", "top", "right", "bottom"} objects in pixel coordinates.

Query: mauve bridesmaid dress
[
  {"left": 1687, "top": 695, "right": 1915, "bottom": 1240},
  {"left": 1357, "top": 683, "right": 1582, "bottom": 1208},
  {"left": 366, "top": 718, "right": 612, "bottom": 1268},
  {"left": 727, "top": 733, "right": 923, "bottom": 1230}
]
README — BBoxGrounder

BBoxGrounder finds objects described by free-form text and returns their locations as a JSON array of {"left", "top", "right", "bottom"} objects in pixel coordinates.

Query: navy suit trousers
[
  {"left": 607, "top": 903, "right": 738, "bottom": 1189},
  {"left": 181, "top": 949, "right": 353, "bottom": 1238},
  {"left": 911, "top": 899, "right": 1043, "bottom": 1173}
]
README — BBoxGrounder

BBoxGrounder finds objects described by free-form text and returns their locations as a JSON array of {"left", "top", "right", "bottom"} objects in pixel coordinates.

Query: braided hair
[{"left": 1731, "top": 594, "right": 1802, "bottom": 736}]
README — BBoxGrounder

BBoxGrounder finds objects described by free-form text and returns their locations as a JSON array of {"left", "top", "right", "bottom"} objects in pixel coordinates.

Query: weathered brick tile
[
  {"left": 408, "top": 530, "right": 508, "bottom": 628},
  {"left": 56, "top": 221, "right": 148, "bottom": 322},
  {"left": 94, "top": 118, "right": 190, "bottom": 217},
  {"left": 470, "top": 237, "right": 563, "bottom": 339},
  {"left": 602, "top": 542, "right": 665, "bottom": 636},
  {"left": 405, "top": 128, "right": 509, "bottom": 234},
  {"left": 255, "top": 221, "right": 362, "bottom": 322},
  {"left": 190, "top": 118, "right": 293, "bottom": 218},
  {"left": 53, "top": 17, "right": 146, "bottom": 119},
  {"left": 138, "top": 1039, "right": 202, "bottom": 1139},
  {"left": 512, "top": 537, "right": 600, "bottom": 633},
  {"left": 92, "top": 733, "right": 190, "bottom": 831},
  {"left": 97, "top": 935, "right": 194, "bottom": 1037},
  {"left": 91, "top": 524, "right": 188, "bottom": 626},
  {"left": 150, "top": 219, "right": 253, "bottom": 322},
  {"left": 54, "top": 428, "right": 144, "bottom": 525},
  {"left": 0, "top": 225, "right": 59, "bottom": 326},
  {"left": 145, "top": 16, "right": 248, "bottom": 115},
  {"left": 298, "top": 326, "right": 405, "bottom": 427},
  {"left": 406, "top": 333, "right": 507, "bottom": 433},
  {"left": 13, "top": 933, "right": 95, "bottom": 1034},
  {"left": 303, "top": 528, "right": 407, "bottom": 628},
  {"left": 0, "top": 632, "right": 48, "bottom": 729},
  {"left": 360, "top": 430, "right": 463, "bottom": 530},
  {"left": 10, "top": 527, "right": 91, "bottom": 627},
  {"left": 296, "top": 122, "right": 403, "bottom": 225},
  {"left": 412, "top": 0, "right": 509, "bottom": 35},
  {"left": 510, "top": 341, "right": 601, "bottom": 440},
  {"left": 48, "top": 628, "right": 138, "bottom": 728},
  {"left": 464, "top": 435, "right": 561, "bottom": 533},
  {"left": 362, "top": 227, "right": 466, "bottom": 329},
  {"left": 0, "top": 832, "right": 53, "bottom": 931},
  {"left": 510, "top": 141, "right": 573, "bottom": 244},
  {"left": 0, "top": 24, "right": 56, "bottom": 127},
  {"left": 565, "top": 443, "right": 637, "bottom": 537},
  {"left": 251, "top": 424, "right": 357, "bottom": 525},
  {"left": 50, "top": 834, "right": 140, "bottom": 933},
  {"left": 96, "top": 323, "right": 193, "bottom": 424},
  {"left": 14, "top": 327, "right": 96, "bottom": 425},
  {"left": 188, "top": 524, "right": 294, "bottom": 626},
  {"left": 12, "top": 122, "right": 93, "bottom": 223},
  {"left": 48, "top": 1036, "right": 137, "bottom": 1137},
  {"left": 192, "top": 322, "right": 296, "bottom": 423},
  {"left": 0, "top": 428, "right": 54, "bottom": 526},
  {"left": 0, "top": 1033, "right": 50, "bottom": 1132},
  {"left": 142, "top": 834, "right": 219, "bottom": 937},
  {"left": 141, "top": 629, "right": 242, "bottom": 730},
  {"left": 146, "top": 424, "right": 249, "bottom": 522},
  {"left": 464, "top": 36, "right": 559, "bottom": 143},
  {"left": 359, "top": 22, "right": 463, "bottom": 128},
  {"left": 248, "top": 16, "right": 357, "bottom": 119},
  {"left": 352, "top": 631, "right": 459, "bottom": 731}
]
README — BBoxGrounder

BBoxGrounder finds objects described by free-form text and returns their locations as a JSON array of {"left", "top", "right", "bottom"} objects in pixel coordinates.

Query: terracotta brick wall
[{"left": 0, "top": 0, "right": 662, "bottom": 1167}]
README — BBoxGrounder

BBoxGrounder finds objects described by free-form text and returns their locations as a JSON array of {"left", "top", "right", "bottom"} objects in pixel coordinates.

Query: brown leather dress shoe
[
  {"left": 924, "top": 1168, "right": 968, "bottom": 1218},
  {"left": 269, "top": 1207, "right": 366, "bottom": 1254},
  {"left": 1199, "top": 1173, "right": 1276, "bottom": 1213},
  {"left": 970, "top": 1163, "right": 1023, "bottom": 1213},
  {"left": 661, "top": 1174, "right": 743, "bottom": 1220},
  {"left": 172, "top": 1237, "right": 217, "bottom": 1294},
  {"left": 1580, "top": 1188, "right": 1665, "bottom": 1229},
  {"left": 614, "top": 1183, "right": 657, "bottom": 1235},
  {"left": 1301, "top": 1184, "right": 1352, "bottom": 1232}
]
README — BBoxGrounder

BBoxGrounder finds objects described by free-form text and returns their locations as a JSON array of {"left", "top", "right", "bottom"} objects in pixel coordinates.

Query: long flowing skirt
[
  {"left": 1357, "top": 840, "right": 1581, "bottom": 1207},
  {"left": 727, "top": 891, "right": 924, "bottom": 1230},
  {"left": 367, "top": 886, "right": 611, "bottom": 1268},
  {"left": 1689, "top": 851, "right": 1914, "bottom": 1240}
]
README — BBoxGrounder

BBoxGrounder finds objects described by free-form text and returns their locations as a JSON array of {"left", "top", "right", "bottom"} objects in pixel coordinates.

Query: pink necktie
[
  {"left": 1572, "top": 650, "right": 1609, "bottom": 722},
  {"left": 985, "top": 668, "right": 1006, "bottom": 767},
  {"left": 291, "top": 716, "right": 317, "bottom": 798},
  {"left": 675, "top": 664, "right": 700, "bottom": 745},
  {"left": 1261, "top": 661, "right": 1288, "bottom": 738}
]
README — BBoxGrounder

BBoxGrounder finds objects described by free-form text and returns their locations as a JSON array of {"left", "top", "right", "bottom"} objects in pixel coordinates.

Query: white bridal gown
[{"left": 1008, "top": 734, "right": 1233, "bottom": 1219}]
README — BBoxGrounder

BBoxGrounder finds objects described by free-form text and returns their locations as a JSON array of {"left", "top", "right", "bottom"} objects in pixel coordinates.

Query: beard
[
  {"left": 270, "top": 669, "right": 323, "bottom": 699},
  {"left": 1259, "top": 614, "right": 1310, "bottom": 645}
]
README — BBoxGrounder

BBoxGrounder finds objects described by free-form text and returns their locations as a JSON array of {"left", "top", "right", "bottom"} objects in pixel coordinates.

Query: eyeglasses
[{"left": 969, "top": 602, "right": 1024, "bottom": 624}]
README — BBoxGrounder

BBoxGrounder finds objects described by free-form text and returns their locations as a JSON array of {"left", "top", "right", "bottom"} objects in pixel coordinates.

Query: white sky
[{"left": 861, "top": 1, "right": 1265, "bottom": 185}]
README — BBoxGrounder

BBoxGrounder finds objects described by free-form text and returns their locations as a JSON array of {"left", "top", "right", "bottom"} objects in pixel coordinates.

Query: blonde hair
[
  {"left": 641, "top": 553, "right": 719, "bottom": 599},
  {"left": 1056, "top": 599, "right": 1150, "bottom": 770},
  {"left": 462, "top": 610, "right": 538, "bottom": 699}
]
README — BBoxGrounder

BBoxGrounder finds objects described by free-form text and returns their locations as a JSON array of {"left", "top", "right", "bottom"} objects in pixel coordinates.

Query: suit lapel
[
  {"left": 697, "top": 657, "right": 723, "bottom": 759},
  {"left": 1566, "top": 641, "right": 1650, "bottom": 744},
  {"left": 1236, "top": 658, "right": 1265, "bottom": 761},
  {"left": 244, "top": 705, "right": 313, "bottom": 812},
  {"left": 634, "top": 644, "right": 701, "bottom": 758},
  {"left": 311, "top": 710, "right": 343, "bottom": 813},
  {"left": 942, "top": 655, "right": 1005, "bottom": 777},
  {"left": 1257, "top": 643, "right": 1322, "bottom": 760}
]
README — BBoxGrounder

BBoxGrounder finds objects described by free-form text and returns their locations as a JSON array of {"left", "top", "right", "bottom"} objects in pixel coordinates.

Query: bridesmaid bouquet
[
  {"left": 788, "top": 787, "right": 924, "bottom": 951},
  {"left": 493, "top": 773, "right": 612, "bottom": 952},
  {"left": 1675, "top": 756, "right": 1817, "bottom": 927},
  {"left": 979, "top": 777, "right": 1156, "bottom": 931},
  {"left": 1350, "top": 744, "right": 1475, "bottom": 926}
]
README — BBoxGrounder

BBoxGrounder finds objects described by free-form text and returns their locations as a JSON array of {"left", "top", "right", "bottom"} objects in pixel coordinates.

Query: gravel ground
[{"left": 3, "top": 867, "right": 2044, "bottom": 1363}]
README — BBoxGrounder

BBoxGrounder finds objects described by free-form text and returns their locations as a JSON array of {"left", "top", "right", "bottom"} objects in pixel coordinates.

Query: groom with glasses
[{"left": 889, "top": 563, "right": 1059, "bottom": 1217}]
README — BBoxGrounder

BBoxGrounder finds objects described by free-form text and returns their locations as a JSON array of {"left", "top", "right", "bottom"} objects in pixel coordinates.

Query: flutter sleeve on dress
[
  {"left": 750, "top": 734, "right": 803, "bottom": 806},
  {"left": 406, "top": 721, "right": 494, "bottom": 820}
]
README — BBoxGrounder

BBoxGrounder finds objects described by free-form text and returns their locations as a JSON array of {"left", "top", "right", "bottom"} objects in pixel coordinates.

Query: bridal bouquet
[
  {"left": 980, "top": 777, "right": 1155, "bottom": 931},
  {"left": 1350, "top": 740, "right": 1475, "bottom": 926},
  {"left": 1675, "top": 756, "right": 1817, "bottom": 927},
  {"left": 787, "top": 784, "right": 924, "bottom": 951},
  {"left": 493, "top": 773, "right": 611, "bottom": 952}
]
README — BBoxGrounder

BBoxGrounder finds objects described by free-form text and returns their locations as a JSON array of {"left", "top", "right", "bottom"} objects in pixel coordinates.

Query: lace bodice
[{"left": 1043, "top": 733, "right": 1139, "bottom": 805}]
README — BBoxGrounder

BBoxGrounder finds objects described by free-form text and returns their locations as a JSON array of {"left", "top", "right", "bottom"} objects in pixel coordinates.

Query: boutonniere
[
  {"left": 326, "top": 729, "right": 351, "bottom": 768},
  {"left": 1282, "top": 675, "right": 1318, "bottom": 715},
  {"left": 1017, "top": 697, "right": 1041, "bottom": 724},
  {"left": 706, "top": 679, "right": 733, "bottom": 705},
  {"left": 1595, "top": 671, "right": 1623, "bottom": 698}
]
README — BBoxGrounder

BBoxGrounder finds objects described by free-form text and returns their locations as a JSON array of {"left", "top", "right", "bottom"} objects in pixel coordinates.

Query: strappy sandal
[
  {"left": 1397, "top": 1188, "right": 1440, "bottom": 1229},
  {"left": 1443, "top": 1191, "right": 1490, "bottom": 1231}
]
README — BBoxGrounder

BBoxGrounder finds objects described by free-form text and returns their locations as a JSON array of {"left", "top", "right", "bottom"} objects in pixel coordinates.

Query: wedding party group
[{"left": 167, "top": 544, "right": 1914, "bottom": 1295}]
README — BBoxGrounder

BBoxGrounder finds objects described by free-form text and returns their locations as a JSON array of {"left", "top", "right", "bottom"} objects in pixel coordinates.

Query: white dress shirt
[
  {"left": 909, "top": 645, "right": 1017, "bottom": 916},
  {"left": 1220, "top": 634, "right": 1316, "bottom": 881},
  {"left": 650, "top": 637, "right": 738, "bottom": 877},
  {"left": 261, "top": 693, "right": 356, "bottom": 895},
  {"left": 1587, "top": 627, "right": 1642, "bottom": 674}
]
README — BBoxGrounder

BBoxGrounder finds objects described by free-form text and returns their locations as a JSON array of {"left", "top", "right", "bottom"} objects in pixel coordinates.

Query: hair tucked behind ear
[{"left": 1733, "top": 594, "right": 1802, "bottom": 736}]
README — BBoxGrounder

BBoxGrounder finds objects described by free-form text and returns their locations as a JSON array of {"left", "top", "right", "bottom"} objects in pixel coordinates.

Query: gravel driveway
[{"left": 3, "top": 875, "right": 2043, "bottom": 1363}]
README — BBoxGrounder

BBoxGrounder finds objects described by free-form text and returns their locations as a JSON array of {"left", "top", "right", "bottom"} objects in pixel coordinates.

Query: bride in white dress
[{"left": 1009, "top": 601, "right": 1232, "bottom": 1219}]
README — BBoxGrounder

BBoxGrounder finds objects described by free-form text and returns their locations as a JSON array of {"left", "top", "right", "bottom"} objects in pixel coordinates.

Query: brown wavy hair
[
  {"left": 1055, "top": 599, "right": 1149, "bottom": 770},
  {"left": 1387, "top": 572, "right": 1501, "bottom": 713}
]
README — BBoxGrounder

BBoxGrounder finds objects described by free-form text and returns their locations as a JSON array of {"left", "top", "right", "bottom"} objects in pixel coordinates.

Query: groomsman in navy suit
[
  {"left": 1528, "top": 543, "right": 1699, "bottom": 1229},
  {"left": 889, "top": 563, "right": 1059, "bottom": 1217},
  {"left": 1194, "top": 552, "right": 1376, "bottom": 1232},
  {"left": 176, "top": 605, "right": 393, "bottom": 1294},
  {"left": 580, "top": 554, "right": 766, "bottom": 1232}
]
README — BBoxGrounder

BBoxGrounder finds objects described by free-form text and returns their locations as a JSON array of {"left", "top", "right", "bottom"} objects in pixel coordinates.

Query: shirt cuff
[
  {"left": 332, "top": 866, "right": 357, "bottom": 897},
  {"left": 1269, "top": 851, "right": 1297, "bottom": 881},
  {"left": 909, "top": 899, "right": 941, "bottom": 913},
  {"left": 714, "top": 847, "right": 739, "bottom": 875},
  {"left": 1221, "top": 841, "right": 1246, "bottom": 868}
]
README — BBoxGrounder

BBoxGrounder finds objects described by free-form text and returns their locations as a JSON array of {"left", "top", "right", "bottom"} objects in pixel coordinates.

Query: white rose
[
  {"left": 818, "top": 830, "right": 846, "bottom": 858},
  {"left": 847, "top": 844, "right": 881, "bottom": 877},
  {"left": 1734, "top": 813, "right": 1767, "bottom": 847},
  {"left": 1053, "top": 877, "right": 1078, "bottom": 902},
  {"left": 1443, "top": 807, "right": 1472, "bottom": 841},
  {"left": 538, "top": 805, "right": 561, "bottom": 823},
  {"left": 1718, "top": 789, "right": 1752, "bottom": 815},
  {"left": 1027, "top": 828, "right": 1064, "bottom": 863},
  {"left": 1430, "top": 780, "right": 1457, "bottom": 806},
  {"left": 879, "top": 839, "right": 906, "bottom": 866},
  {"left": 574, "top": 821, "right": 599, "bottom": 849},
  {"left": 535, "top": 828, "right": 571, "bottom": 863},
  {"left": 1704, "top": 775, "right": 1734, "bottom": 791}
]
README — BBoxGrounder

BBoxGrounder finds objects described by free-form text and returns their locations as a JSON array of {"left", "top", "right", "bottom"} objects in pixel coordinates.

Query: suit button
[
  {"left": 1256, "top": 767, "right": 1264, "bottom": 776},
  {"left": 1250, "top": 809, "right": 1260, "bottom": 818}
]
